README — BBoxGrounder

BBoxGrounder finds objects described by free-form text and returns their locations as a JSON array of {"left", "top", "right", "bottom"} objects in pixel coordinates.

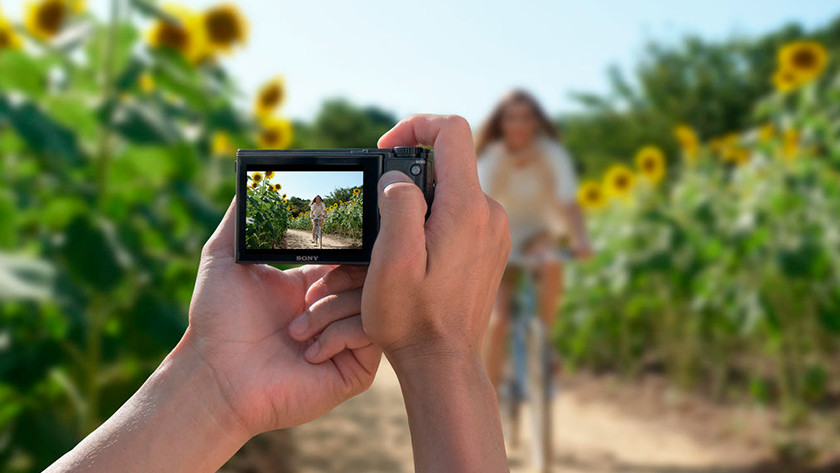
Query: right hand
[{"left": 361, "top": 114, "right": 511, "bottom": 366}]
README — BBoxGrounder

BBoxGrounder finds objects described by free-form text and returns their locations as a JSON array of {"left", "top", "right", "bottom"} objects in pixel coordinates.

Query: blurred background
[{"left": 0, "top": 0, "right": 839, "bottom": 472}]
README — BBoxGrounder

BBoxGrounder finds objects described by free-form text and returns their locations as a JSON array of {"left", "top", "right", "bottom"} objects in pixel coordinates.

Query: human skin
[{"left": 46, "top": 113, "right": 512, "bottom": 473}]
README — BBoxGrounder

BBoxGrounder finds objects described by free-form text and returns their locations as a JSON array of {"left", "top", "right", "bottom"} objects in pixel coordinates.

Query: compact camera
[{"left": 235, "top": 147, "right": 435, "bottom": 264}]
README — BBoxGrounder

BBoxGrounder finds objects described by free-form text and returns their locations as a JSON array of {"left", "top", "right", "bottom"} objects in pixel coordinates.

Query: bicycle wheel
[
  {"left": 526, "top": 318, "right": 553, "bottom": 473},
  {"left": 318, "top": 221, "right": 323, "bottom": 249}
]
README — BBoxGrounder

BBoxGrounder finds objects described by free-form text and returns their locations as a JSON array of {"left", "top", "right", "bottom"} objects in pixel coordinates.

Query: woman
[
  {"left": 477, "top": 89, "right": 593, "bottom": 387},
  {"left": 309, "top": 195, "right": 326, "bottom": 243}
]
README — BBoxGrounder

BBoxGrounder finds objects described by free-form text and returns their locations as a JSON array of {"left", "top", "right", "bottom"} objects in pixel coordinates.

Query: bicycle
[
  {"left": 313, "top": 217, "right": 324, "bottom": 249},
  {"left": 501, "top": 246, "right": 573, "bottom": 473}
]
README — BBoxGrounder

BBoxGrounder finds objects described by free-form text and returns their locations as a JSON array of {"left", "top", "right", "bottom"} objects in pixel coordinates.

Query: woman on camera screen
[{"left": 310, "top": 195, "right": 326, "bottom": 243}]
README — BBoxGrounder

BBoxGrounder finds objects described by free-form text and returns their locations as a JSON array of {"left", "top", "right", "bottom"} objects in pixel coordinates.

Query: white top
[
  {"left": 477, "top": 136, "right": 578, "bottom": 261},
  {"left": 310, "top": 201, "right": 326, "bottom": 219}
]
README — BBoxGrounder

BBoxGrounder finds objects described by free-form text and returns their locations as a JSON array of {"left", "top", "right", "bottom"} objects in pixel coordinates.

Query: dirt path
[
  {"left": 289, "top": 360, "right": 764, "bottom": 473},
  {"left": 279, "top": 229, "right": 361, "bottom": 250}
]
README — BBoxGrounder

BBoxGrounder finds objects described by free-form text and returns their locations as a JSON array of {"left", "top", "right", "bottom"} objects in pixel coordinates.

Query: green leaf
[
  {"left": 0, "top": 95, "right": 84, "bottom": 165},
  {"left": 0, "top": 51, "right": 49, "bottom": 97}
]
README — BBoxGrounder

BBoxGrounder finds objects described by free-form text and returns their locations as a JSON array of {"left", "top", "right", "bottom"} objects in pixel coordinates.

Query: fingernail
[
  {"left": 289, "top": 314, "right": 309, "bottom": 337},
  {"left": 378, "top": 171, "right": 412, "bottom": 193},
  {"left": 304, "top": 340, "right": 320, "bottom": 360}
]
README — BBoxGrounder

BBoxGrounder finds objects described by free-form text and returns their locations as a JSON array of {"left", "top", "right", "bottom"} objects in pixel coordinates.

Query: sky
[
  {"left": 6, "top": 0, "right": 840, "bottom": 126},
  {"left": 248, "top": 170, "right": 363, "bottom": 201}
]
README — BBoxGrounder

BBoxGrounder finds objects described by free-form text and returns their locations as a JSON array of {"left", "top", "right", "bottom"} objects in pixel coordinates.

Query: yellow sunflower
[
  {"left": 283, "top": 199, "right": 288, "bottom": 204},
  {"left": 274, "top": 183, "right": 281, "bottom": 190},
  {"left": 258, "top": 116, "right": 293, "bottom": 148},
  {"left": 138, "top": 72, "right": 155, "bottom": 93},
  {"left": 0, "top": 15, "right": 22, "bottom": 50},
  {"left": 723, "top": 147, "right": 750, "bottom": 166},
  {"left": 251, "top": 172, "right": 263, "bottom": 182},
  {"left": 146, "top": 4, "right": 207, "bottom": 64},
  {"left": 353, "top": 188, "right": 360, "bottom": 195},
  {"left": 577, "top": 181, "right": 605, "bottom": 210},
  {"left": 782, "top": 128, "right": 799, "bottom": 161},
  {"left": 211, "top": 131, "right": 234, "bottom": 155},
  {"left": 282, "top": 193, "right": 287, "bottom": 199},
  {"left": 772, "top": 68, "right": 800, "bottom": 93},
  {"left": 634, "top": 145, "right": 666, "bottom": 184},
  {"left": 265, "top": 170, "right": 274, "bottom": 179},
  {"left": 25, "top": 0, "right": 68, "bottom": 40},
  {"left": 673, "top": 124, "right": 699, "bottom": 162},
  {"left": 778, "top": 40, "right": 829, "bottom": 85},
  {"left": 202, "top": 3, "right": 248, "bottom": 54},
  {"left": 249, "top": 182, "right": 258, "bottom": 189},
  {"left": 254, "top": 77, "right": 285, "bottom": 117},
  {"left": 758, "top": 123, "right": 775, "bottom": 143},
  {"left": 604, "top": 164, "right": 636, "bottom": 198}
]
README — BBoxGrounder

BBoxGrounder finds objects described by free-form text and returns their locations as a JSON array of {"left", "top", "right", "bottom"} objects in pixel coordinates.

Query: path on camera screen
[
  {"left": 279, "top": 360, "right": 769, "bottom": 473},
  {"left": 277, "top": 229, "right": 361, "bottom": 250}
]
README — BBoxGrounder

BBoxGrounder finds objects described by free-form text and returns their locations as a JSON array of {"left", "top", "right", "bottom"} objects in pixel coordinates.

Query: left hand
[{"left": 184, "top": 199, "right": 381, "bottom": 437}]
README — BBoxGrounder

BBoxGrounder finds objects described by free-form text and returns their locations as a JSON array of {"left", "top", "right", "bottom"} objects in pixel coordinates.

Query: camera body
[{"left": 235, "top": 147, "right": 434, "bottom": 264}]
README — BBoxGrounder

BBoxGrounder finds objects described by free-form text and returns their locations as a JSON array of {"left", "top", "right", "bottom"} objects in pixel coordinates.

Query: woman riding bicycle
[
  {"left": 309, "top": 195, "right": 326, "bottom": 244},
  {"left": 477, "top": 89, "right": 592, "bottom": 387}
]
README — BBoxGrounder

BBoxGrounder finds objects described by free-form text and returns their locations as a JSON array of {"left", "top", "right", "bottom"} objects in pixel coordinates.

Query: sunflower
[
  {"left": 211, "top": 131, "right": 234, "bottom": 155},
  {"left": 758, "top": 123, "right": 775, "bottom": 143},
  {"left": 202, "top": 3, "right": 248, "bottom": 54},
  {"left": 146, "top": 4, "right": 207, "bottom": 64},
  {"left": 283, "top": 199, "right": 288, "bottom": 204},
  {"left": 251, "top": 172, "right": 263, "bottom": 182},
  {"left": 604, "top": 164, "right": 635, "bottom": 198},
  {"left": 353, "top": 188, "right": 361, "bottom": 195},
  {"left": 778, "top": 40, "right": 829, "bottom": 85},
  {"left": 782, "top": 128, "right": 799, "bottom": 161},
  {"left": 274, "top": 183, "right": 281, "bottom": 190},
  {"left": 634, "top": 145, "right": 666, "bottom": 184},
  {"left": 25, "top": 0, "right": 68, "bottom": 40},
  {"left": 773, "top": 68, "right": 800, "bottom": 93},
  {"left": 577, "top": 181, "right": 605, "bottom": 210},
  {"left": 673, "top": 124, "right": 699, "bottom": 162},
  {"left": 258, "top": 116, "right": 293, "bottom": 148},
  {"left": 282, "top": 193, "right": 287, "bottom": 199},
  {"left": 0, "top": 15, "right": 22, "bottom": 50},
  {"left": 723, "top": 147, "right": 750, "bottom": 166},
  {"left": 138, "top": 72, "right": 155, "bottom": 93},
  {"left": 254, "top": 77, "right": 285, "bottom": 117},
  {"left": 249, "top": 182, "right": 258, "bottom": 189}
]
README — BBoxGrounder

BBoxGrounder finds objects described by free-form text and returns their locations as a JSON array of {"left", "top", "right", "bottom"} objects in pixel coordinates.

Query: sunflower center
[
  {"left": 260, "top": 86, "right": 281, "bottom": 108},
  {"left": 643, "top": 158, "right": 656, "bottom": 171},
  {"left": 261, "top": 129, "right": 279, "bottom": 144},
  {"left": 616, "top": 176, "right": 628, "bottom": 188},
  {"left": 0, "top": 30, "right": 9, "bottom": 47},
  {"left": 587, "top": 190, "right": 600, "bottom": 201},
  {"left": 205, "top": 10, "right": 241, "bottom": 44},
  {"left": 157, "top": 22, "right": 189, "bottom": 51},
  {"left": 37, "top": 1, "right": 66, "bottom": 35},
  {"left": 792, "top": 49, "right": 817, "bottom": 69}
]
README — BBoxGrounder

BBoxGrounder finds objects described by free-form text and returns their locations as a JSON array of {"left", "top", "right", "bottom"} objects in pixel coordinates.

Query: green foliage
[
  {"left": 292, "top": 99, "right": 396, "bottom": 148},
  {"left": 245, "top": 180, "right": 291, "bottom": 249},
  {"left": 563, "top": 16, "right": 840, "bottom": 177},
  {"left": 288, "top": 188, "right": 363, "bottom": 241},
  {"left": 0, "top": 6, "right": 258, "bottom": 471},
  {"left": 558, "top": 48, "right": 840, "bottom": 424}
]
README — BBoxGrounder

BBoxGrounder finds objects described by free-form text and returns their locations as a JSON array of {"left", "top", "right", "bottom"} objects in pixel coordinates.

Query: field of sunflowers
[
  {"left": 0, "top": 1, "right": 300, "bottom": 471},
  {"left": 560, "top": 39, "right": 840, "bottom": 437}
]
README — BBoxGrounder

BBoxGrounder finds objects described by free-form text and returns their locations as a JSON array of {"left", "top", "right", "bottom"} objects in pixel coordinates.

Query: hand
[
  {"left": 362, "top": 114, "right": 511, "bottom": 367},
  {"left": 185, "top": 201, "right": 381, "bottom": 437}
]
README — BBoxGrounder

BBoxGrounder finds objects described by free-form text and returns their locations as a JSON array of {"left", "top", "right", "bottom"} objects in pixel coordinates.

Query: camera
[{"left": 235, "top": 147, "right": 435, "bottom": 264}]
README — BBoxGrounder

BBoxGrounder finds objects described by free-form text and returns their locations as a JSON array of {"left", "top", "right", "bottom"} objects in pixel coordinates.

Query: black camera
[{"left": 235, "top": 147, "right": 435, "bottom": 264}]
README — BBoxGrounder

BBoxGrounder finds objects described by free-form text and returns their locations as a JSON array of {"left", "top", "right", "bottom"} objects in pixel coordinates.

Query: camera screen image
[{"left": 245, "top": 170, "right": 364, "bottom": 250}]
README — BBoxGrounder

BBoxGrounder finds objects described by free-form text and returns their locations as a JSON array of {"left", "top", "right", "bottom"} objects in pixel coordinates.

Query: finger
[
  {"left": 370, "top": 171, "right": 428, "bottom": 276},
  {"left": 288, "top": 288, "right": 362, "bottom": 341},
  {"left": 377, "top": 114, "right": 480, "bottom": 201},
  {"left": 304, "top": 315, "right": 371, "bottom": 364},
  {"left": 289, "top": 264, "right": 338, "bottom": 290},
  {"left": 305, "top": 265, "right": 368, "bottom": 306},
  {"left": 201, "top": 197, "right": 236, "bottom": 258},
  {"left": 330, "top": 344, "right": 382, "bottom": 395}
]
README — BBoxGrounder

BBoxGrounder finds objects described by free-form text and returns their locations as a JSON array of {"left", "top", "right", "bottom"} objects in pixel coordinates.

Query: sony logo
[{"left": 296, "top": 255, "right": 319, "bottom": 262}]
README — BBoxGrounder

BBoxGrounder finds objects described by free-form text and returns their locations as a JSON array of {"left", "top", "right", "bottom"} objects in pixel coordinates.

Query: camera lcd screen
[
  {"left": 245, "top": 170, "right": 364, "bottom": 251},
  {"left": 236, "top": 152, "right": 381, "bottom": 264}
]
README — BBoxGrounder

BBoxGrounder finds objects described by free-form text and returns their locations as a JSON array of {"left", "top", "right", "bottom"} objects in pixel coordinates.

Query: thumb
[{"left": 371, "top": 171, "right": 428, "bottom": 272}]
